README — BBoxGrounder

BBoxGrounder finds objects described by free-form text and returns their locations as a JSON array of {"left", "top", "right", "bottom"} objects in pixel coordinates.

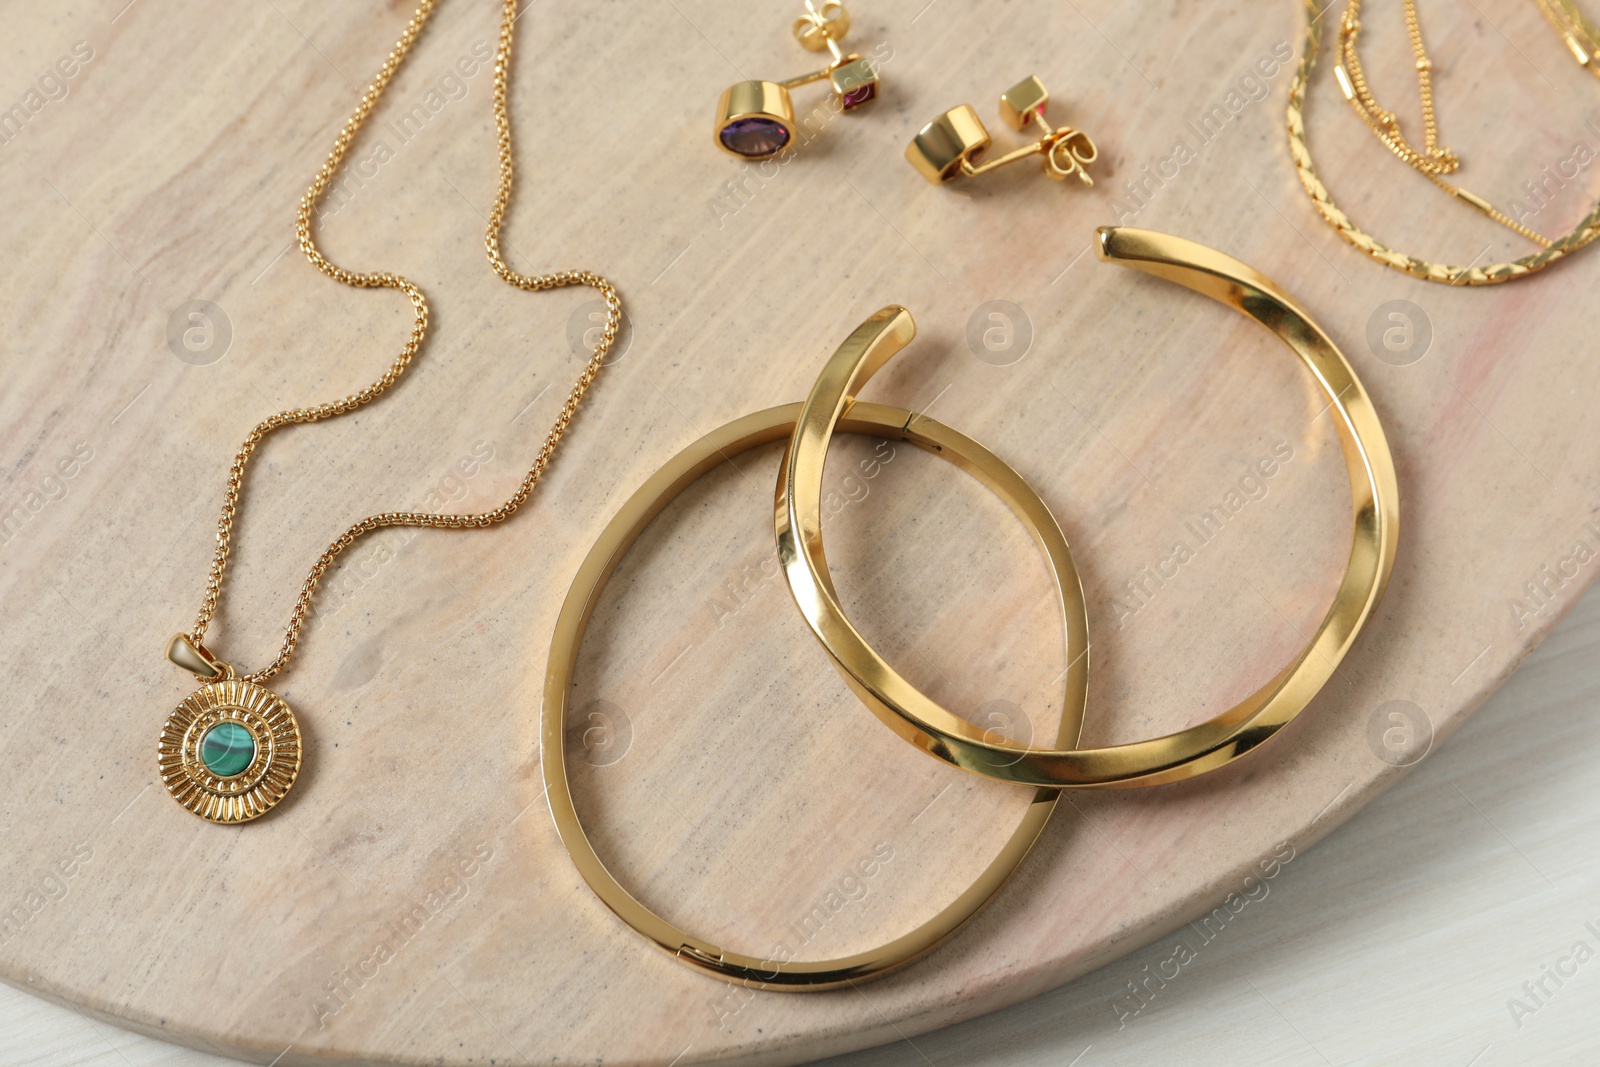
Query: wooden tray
[{"left": 2, "top": 1, "right": 1596, "bottom": 1064}]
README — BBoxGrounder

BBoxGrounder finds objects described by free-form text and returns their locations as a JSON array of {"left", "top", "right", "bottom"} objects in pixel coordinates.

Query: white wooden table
[
  {"left": 5, "top": 581, "right": 1595, "bottom": 1067},
  {"left": 5, "top": 0, "right": 1599, "bottom": 1061}
]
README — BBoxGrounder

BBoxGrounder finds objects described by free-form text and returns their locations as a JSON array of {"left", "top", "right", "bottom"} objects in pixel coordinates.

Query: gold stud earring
[
  {"left": 906, "top": 75, "right": 1098, "bottom": 187},
  {"left": 713, "top": 1, "right": 879, "bottom": 161}
]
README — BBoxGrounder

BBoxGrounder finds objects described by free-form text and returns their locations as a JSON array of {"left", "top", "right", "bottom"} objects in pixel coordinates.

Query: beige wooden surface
[
  {"left": 0, "top": 0, "right": 1597, "bottom": 1065},
  {"left": 6, "top": 580, "right": 1597, "bottom": 1066}
]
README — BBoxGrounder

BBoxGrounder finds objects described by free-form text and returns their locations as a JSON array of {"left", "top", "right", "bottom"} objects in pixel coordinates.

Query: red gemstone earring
[{"left": 713, "top": 1, "right": 880, "bottom": 161}]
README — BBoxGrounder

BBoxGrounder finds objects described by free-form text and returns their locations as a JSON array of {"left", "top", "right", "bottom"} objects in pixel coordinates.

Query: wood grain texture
[{"left": 0, "top": 1, "right": 1596, "bottom": 1065}]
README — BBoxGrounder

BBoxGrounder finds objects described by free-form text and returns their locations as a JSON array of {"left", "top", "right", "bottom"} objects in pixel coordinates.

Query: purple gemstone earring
[{"left": 713, "top": 1, "right": 880, "bottom": 161}]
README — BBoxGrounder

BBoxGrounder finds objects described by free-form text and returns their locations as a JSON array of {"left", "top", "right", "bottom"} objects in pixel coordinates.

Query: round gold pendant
[{"left": 158, "top": 678, "right": 302, "bottom": 824}]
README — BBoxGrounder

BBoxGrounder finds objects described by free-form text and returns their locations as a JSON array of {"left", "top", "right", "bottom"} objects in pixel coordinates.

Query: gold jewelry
[
  {"left": 714, "top": 1, "right": 879, "bottom": 160},
  {"left": 1289, "top": 0, "right": 1600, "bottom": 284},
  {"left": 1336, "top": 0, "right": 1461, "bottom": 179},
  {"left": 906, "top": 75, "right": 1097, "bottom": 187},
  {"left": 1536, "top": 0, "right": 1600, "bottom": 77},
  {"left": 160, "top": 0, "right": 625, "bottom": 824},
  {"left": 776, "top": 228, "right": 1400, "bottom": 789},
  {"left": 541, "top": 402, "right": 1089, "bottom": 988},
  {"left": 1334, "top": 0, "right": 1550, "bottom": 245}
]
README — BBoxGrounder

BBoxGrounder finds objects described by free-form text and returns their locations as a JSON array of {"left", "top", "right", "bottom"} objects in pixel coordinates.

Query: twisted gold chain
[
  {"left": 1289, "top": 0, "right": 1600, "bottom": 284},
  {"left": 187, "top": 0, "right": 622, "bottom": 683}
]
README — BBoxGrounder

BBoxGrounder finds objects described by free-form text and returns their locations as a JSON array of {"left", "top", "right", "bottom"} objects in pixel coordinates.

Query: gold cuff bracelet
[
  {"left": 541, "top": 402, "right": 1088, "bottom": 988},
  {"left": 775, "top": 227, "right": 1400, "bottom": 789}
]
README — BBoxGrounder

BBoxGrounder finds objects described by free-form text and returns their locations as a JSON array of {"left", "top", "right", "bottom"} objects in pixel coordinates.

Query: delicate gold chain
[
  {"left": 187, "top": 0, "right": 622, "bottom": 683},
  {"left": 1536, "top": 0, "right": 1600, "bottom": 74},
  {"left": 1289, "top": 0, "right": 1600, "bottom": 284},
  {"left": 1336, "top": 0, "right": 1553, "bottom": 246},
  {"left": 1338, "top": 0, "right": 1460, "bottom": 174}
]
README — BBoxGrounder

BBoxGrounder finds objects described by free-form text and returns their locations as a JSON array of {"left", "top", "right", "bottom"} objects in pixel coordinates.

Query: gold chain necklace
[
  {"left": 1536, "top": 0, "right": 1600, "bottom": 72},
  {"left": 1289, "top": 0, "right": 1600, "bottom": 283},
  {"left": 158, "top": 0, "right": 623, "bottom": 824},
  {"left": 1336, "top": 0, "right": 1550, "bottom": 245},
  {"left": 1337, "top": 0, "right": 1460, "bottom": 176}
]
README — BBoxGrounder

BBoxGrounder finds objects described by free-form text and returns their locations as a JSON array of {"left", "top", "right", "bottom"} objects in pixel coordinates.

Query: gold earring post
[
  {"left": 714, "top": 1, "right": 878, "bottom": 160},
  {"left": 906, "top": 75, "right": 1097, "bottom": 186},
  {"left": 788, "top": 0, "right": 878, "bottom": 108}
]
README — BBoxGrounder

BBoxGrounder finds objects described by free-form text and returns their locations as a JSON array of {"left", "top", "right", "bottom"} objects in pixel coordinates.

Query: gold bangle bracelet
[
  {"left": 776, "top": 227, "right": 1400, "bottom": 790},
  {"left": 541, "top": 402, "right": 1089, "bottom": 989}
]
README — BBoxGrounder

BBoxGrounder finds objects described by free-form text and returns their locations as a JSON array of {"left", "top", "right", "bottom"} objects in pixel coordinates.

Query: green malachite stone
[{"left": 200, "top": 722, "right": 255, "bottom": 777}]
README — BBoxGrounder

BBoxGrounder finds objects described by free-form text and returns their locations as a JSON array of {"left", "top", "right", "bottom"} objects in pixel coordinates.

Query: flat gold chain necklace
[{"left": 158, "top": 0, "right": 623, "bottom": 824}]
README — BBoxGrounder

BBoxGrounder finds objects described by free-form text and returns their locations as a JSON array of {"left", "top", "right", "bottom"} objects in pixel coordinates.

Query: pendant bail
[{"left": 166, "top": 633, "right": 234, "bottom": 681}]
